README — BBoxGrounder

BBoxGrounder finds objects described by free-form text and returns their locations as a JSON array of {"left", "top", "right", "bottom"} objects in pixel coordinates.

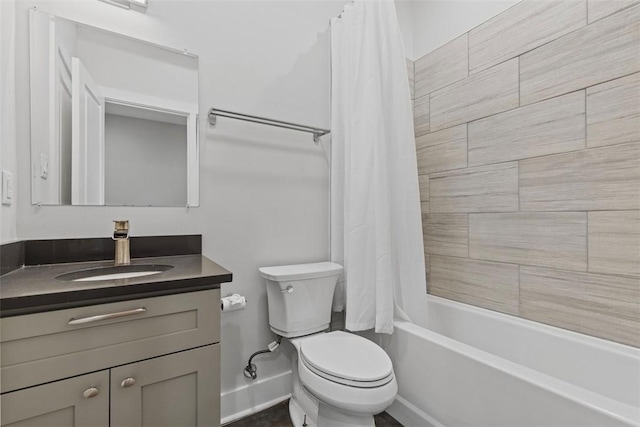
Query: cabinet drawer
[{"left": 0, "top": 289, "right": 219, "bottom": 393}]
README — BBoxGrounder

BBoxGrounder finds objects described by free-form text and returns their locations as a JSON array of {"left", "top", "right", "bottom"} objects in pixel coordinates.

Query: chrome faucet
[{"left": 113, "top": 220, "right": 130, "bottom": 266}]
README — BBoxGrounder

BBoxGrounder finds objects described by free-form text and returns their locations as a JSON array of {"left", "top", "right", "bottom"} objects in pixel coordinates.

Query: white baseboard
[
  {"left": 386, "top": 395, "right": 443, "bottom": 427},
  {"left": 220, "top": 370, "right": 292, "bottom": 425}
]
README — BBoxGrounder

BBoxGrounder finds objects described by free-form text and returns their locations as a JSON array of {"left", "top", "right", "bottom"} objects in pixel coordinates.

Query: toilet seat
[{"left": 299, "top": 331, "right": 394, "bottom": 388}]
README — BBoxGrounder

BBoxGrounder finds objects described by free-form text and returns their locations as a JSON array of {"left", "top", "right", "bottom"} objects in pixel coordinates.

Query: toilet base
[
  {"left": 317, "top": 402, "right": 375, "bottom": 427},
  {"left": 289, "top": 395, "right": 376, "bottom": 427},
  {"left": 289, "top": 352, "right": 319, "bottom": 427},
  {"left": 289, "top": 397, "right": 317, "bottom": 427}
]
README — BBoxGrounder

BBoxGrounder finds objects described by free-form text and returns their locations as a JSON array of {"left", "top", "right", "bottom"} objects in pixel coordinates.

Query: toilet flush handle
[{"left": 281, "top": 286, "right": 294, "bottom": 294}]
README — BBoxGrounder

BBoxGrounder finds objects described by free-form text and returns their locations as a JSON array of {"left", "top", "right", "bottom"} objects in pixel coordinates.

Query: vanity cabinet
[{"left": 0, "top": 289, "right": 221, "bottom": 427}]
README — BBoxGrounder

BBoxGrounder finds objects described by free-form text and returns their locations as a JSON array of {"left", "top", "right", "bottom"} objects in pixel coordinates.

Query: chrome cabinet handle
[
  {"left": 68, "top": 308, "right": 146, "bottom": 325},
  {"left": 120, "top": 377, "right": 136, "bottom": 388},
  {"left": 83, "top": 387, "right": 99, "bottom": 398},
  {"left": 281, "top": 286, "right": 294, "bottom": 294}
]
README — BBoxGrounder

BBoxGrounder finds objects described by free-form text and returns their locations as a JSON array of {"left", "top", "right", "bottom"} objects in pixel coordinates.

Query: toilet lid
[{"left": 300, "top": 331, "right": 393, "bottom": 386}]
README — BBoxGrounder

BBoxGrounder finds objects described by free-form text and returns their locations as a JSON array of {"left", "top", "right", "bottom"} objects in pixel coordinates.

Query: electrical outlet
[{"left": 2, "top": 170, "right": 14, "bottom": 206}]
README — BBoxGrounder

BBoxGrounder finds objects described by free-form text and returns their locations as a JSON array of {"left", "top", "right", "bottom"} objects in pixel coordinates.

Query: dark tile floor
[{"left": 226, "top": 399, "right": 403, "bottom": 427}]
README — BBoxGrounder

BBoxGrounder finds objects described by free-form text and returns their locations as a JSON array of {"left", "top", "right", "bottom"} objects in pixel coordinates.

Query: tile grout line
[
  {"left": 467, "top": 32, "right": 470, "bottom": 76},
  {"left": 586, "top": 0, "right": 589, "bottom": 24},
  {"left": 427, "top": 208, "right": 640, "bottom": 214},
  {"left": 517, "top": 160, "right": 521, "bottom": 212},
  {"left": 427, "top": 252, "right": 633, "bottom": 279},
  {"left": 519, "top": 256, "right": 639, "bottom": 280},
  {"left": 518, "top": 55, "right": 521, "bottom": 107},
  {"left": 586, "top": 211, "right": 589, "bottom": 273},
  {"left": 427, "top": 93, "right": 430, "bottom": 134},
  {"left": 584, "top": 86, "right": 588, "bottom": 147},
  {"left": 431, "top": 251, "right": 638, "bottom": 277},
  {"left": 430, "top": 252, "right": 521, "bottom": 268},
  {"left": 427, "top": 171, "right": 431, "bottom": 214},
  {"left": 467, "top": 213, "right": 470, "bottom": 259},
  {"left": 470, "top": 139, "right": 635, "bottom": 170},
  {"left": 589, "top": 1, "right": 640, "bottom": 24},
  {"left": 517, "top": 264, "right": 522, "bottom": 316},
  {"left": 465, "top": 123, "right": 469, "bottom": 169},
  {"left": 425, "top": 130, "right": 637, "bottom": 179}
]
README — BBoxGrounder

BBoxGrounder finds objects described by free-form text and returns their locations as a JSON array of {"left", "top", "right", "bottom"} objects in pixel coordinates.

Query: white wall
[
  {"left": 395, "top": 0, "right": 415, "bottom": 61},
  {"left": 77, "top": 25, "right": 198, "bottom": 104},
  {"left": 13, "top": 0, "right": 348, "bottom": 420},
  {"left": 1, "top": 0, "right": 18, "bottom": 243},
  {"left": 406, "top": 0, "right": 519, "bottom": 60},
  {"left": 104, "top": 114, "right": 187, "bottom": 206}
]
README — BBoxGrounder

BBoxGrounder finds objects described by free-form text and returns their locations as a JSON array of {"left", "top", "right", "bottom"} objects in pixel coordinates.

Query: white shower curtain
[{"left": 330, "top": 0, "right": 426, "bottom": 334}]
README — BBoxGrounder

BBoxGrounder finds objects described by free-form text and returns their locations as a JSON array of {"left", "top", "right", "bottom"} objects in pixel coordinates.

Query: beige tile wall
[{"left": 409, "top": 0, "right": 640, "bottom": 347}]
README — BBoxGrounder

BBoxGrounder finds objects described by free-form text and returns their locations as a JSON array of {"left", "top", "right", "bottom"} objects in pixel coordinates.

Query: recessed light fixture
[{"left": 99, "top": 0, "right": 147, "bottom": 11}]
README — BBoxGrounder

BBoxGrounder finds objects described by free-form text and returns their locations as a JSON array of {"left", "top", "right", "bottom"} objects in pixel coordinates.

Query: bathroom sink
[{"left": 56, "top": 264, "right": 174, "bottom": 282}]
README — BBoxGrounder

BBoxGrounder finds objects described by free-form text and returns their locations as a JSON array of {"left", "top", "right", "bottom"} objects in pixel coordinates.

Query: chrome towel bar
[{"left": 208, "top": 108, "right": 330, "bottom": 143}]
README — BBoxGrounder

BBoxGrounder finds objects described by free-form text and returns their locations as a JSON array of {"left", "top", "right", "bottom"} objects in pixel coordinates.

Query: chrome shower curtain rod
[{"left": 208, "top": 108, "right": 330, "bottom": 143}]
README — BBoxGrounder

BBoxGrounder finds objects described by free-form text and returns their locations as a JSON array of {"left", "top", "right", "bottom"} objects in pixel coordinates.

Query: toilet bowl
[{"left": 259, "top": 262, "right": 398, "bottom": 427}]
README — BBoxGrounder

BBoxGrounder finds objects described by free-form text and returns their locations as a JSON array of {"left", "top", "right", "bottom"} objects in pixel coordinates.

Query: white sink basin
[
  {"left": 56, "top": 264, "right": 174, "bottom": 282},
  {"left": 74, "top": 271, "right": 164, "bottom": 281}
]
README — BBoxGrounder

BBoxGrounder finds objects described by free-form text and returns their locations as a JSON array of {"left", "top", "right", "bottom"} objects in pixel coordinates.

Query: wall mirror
[{"left": 29, "top": 9, "right": 199, "bottom": 207}]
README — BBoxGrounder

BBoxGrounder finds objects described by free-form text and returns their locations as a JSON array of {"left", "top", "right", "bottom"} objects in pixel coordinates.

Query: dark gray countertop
[{"left": 0, "top": 254, "right": 232, "bottom": 317}]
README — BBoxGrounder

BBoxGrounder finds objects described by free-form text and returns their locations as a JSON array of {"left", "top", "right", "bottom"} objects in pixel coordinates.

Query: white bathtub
[{"left": 379, "top": 295, "right": 640, "bottom": 427}]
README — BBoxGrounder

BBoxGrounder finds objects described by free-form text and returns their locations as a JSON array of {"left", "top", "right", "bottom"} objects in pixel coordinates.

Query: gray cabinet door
[
  {"left": 110, "top": 344, "right": 220, "bottom": 427},
  {"left": 0, "top": 370, "right": 109, "bottom": 427}
]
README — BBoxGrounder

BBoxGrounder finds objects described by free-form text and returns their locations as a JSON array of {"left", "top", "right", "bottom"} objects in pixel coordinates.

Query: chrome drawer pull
[
  {"left": 120, "top": 377, "right": 136, "bottom": 388},
  {"left": 68, "top": 308, "right": 146, "bottom": 325},
  {"left": 83, "top": 387, "right": 99, "bottom": 398}
]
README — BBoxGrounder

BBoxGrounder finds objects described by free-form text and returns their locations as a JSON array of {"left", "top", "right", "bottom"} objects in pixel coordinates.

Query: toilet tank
[{"left": 258, "top": 262, "right": 343, "bottom": 338}]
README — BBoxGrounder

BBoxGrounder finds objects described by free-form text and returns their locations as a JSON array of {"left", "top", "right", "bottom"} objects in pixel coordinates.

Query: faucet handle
[{"left": 113, "top": 220, "right": 129, "bottom": 239}]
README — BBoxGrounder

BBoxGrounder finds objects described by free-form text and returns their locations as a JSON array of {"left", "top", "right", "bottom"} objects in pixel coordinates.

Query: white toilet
[{"left": 258, "top": 262, "right": 398, "bottom": 427}]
